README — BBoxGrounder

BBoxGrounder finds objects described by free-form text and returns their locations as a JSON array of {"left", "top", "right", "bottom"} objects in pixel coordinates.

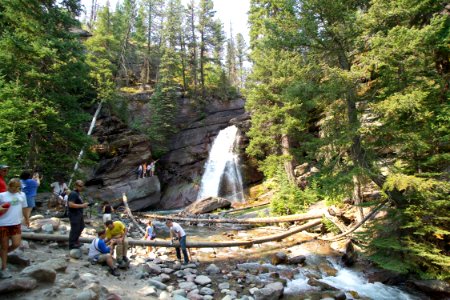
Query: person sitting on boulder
[
  {"left": 88, "top": 229, "right": 120, "bottom": 276},
  {"left": 104, "top": 220, "right": 129, "bottom": 268}
]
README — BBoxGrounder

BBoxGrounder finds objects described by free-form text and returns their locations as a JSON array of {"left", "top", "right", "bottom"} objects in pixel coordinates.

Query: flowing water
[{"left": 197, "top": 125, "right": 244, "bottom": 202}]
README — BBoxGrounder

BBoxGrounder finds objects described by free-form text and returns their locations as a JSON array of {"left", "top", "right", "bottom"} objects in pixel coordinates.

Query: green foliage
[
  {"left": 0, "top": 0, "right": 92, "bottom": 178},
  {"left": 247, "top": 0, "right": 450, "bottom": 279},
  {"left": 269, "top": 170, "right": 318, "bottom": 216},
  {"left": 361, "top": 174, "right": 450, "bottom": 279}
]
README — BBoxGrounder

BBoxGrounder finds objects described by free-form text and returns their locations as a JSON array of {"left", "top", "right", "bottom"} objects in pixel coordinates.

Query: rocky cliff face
[{"left": 87, "top": 92, "right": 262, "bottom": 210}]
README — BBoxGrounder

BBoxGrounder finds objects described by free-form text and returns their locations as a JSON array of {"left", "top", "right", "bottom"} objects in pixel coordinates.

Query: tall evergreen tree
[{"left": 0, "top": 0, "right": 91, "bottom": 176}]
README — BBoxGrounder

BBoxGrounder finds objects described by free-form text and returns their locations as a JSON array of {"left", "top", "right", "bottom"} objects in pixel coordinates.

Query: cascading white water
[{"left": 197, "top": 125, "right": 244, "bottom": 202}]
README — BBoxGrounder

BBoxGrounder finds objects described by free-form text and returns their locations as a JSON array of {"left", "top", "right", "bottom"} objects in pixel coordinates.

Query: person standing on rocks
[
  {"left": 68, "top": 180, "right": 88, "bottom": 249},
  {"left": 102, "top": 201, "right": 114, "bottom": 223},
  {"left": 166, "top": 220, "right": 189, "bottom": 264},
  {"left": 19, "top": 171, "right": 41, "bottom": 227},
  {"left": 143, "top": 219, "right": 156, "bottom": 254},
  {"left": 0, "top": 165, "right": 9, "bottom": 193},
  {"left": 0, "top": 178, "right": 29, "bottom": 279},
  {"left": 104, "top": 220, "right": 129, "bottom": 267},
  {"left": 88, "top": 229, "right": 120, "bottom": 276}
]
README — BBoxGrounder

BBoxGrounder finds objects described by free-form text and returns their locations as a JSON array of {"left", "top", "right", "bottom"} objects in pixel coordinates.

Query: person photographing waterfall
[{"left": 166, "top": 220, "right": 189, "bottom": 264}]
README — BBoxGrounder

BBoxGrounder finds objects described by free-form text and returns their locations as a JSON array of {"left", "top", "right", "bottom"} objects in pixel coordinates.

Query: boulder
[
  {"left": 194, "top": 275, "right": 212, "bottom": 285},
  {"left": 287, "top": 255, "right": 306, "bottom": 265},
  {"left": 7, "top": 250, "right": 31, "bottom": 266},
  {"left": 21, "top": 265, "right": 57, "bottom": 283},
  {"left": 30, "top": 217, "right": 60, "bottom": 231},
  {"left": 183, "top": 197, "right": 231, "bottom": 215},
  {"left": 205, "top": 263, "right": 220, "bottom": 275},
  {"left": 70, "top": 249, "right": 83, "bottom": 259},
  {"left": 199, "top": 287, "right": 215, "bottom": 295},
  {"left": 254, "top": 282, "right": 284, "bottom": 300},
  {"left": 0, "top": 277, "right": 37, "bottom": 294},
  {"left": 271, "top": 252, "right": 288, "bottom": 265},
  {"left": 409, "top": 280, "right": 450, "bottom": 295},
  {"left": 85, "top": 176, "right": 160, "bottom": 211},
  {"left": 148, "top": 279, "right": 167, "bottom": 290}
]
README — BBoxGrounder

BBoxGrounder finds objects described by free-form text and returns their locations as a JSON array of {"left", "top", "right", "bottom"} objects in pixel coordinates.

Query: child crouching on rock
[
  {"left": 88, "top": 229, "right": 120, "bottom": 276},
  {"left": 143, "top": 220, "right": 156, "bottom": 254}
]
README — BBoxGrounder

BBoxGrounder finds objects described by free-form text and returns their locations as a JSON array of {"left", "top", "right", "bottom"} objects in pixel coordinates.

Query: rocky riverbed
[{"left": 0, "top": 210, "right": 444, "bottom": 300}]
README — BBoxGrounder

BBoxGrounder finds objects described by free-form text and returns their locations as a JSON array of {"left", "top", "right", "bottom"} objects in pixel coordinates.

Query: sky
[{"left": 80, "top": 0, "right": 250, "bottom": 41}]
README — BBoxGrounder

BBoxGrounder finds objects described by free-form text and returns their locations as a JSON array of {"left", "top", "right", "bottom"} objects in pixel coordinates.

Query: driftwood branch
[
  {"left": 140, "top": 212, "right": 324, "bottom": 225},
  {"left": 319, "top": 200, "right": 387, "bottom": 241},
  {"left": 122, "top": 193, "right": 146, "bottom": 235},
  {"left": 22, "top": 220, "right": 322, "bottom": 248}
]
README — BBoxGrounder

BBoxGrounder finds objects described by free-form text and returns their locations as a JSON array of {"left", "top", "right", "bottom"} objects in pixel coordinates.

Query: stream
[{"left": 145, "top": 213, "right": 421, "bottom": 300}]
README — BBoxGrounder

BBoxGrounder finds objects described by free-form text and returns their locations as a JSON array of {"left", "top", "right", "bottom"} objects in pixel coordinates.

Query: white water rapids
[{"left": 197, "top": 125, "right": 244, "bottom": 202}]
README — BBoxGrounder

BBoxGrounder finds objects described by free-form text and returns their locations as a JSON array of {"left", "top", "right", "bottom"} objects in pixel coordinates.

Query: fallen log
[
  {"left": 122, "top": 193, "right": 146, "bottom": 235},
  {"left": 218, "top": 201, "right": 271, "bottom": 216},
  {"left": 139, "top": 211, "right": 324, "bottom": 225},
  {"left": 21, "top": 219, "right": 322, "bottom": 248}
]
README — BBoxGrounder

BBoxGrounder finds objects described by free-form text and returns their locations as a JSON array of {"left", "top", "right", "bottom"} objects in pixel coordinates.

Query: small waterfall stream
[{"left": 197, "top": 125, "right": 244, "bottom": 202}]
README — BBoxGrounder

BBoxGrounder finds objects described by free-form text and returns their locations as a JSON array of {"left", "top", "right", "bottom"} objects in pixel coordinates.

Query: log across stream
[{"left": 22, "top": 219, "right": 322, "bottom": 248}]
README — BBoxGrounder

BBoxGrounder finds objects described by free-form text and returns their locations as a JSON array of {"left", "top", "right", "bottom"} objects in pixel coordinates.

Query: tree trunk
[
  {"left": 140, "top": 211, "right": 323, "bottom": 225},
  {"left": 352, "top": 175, "right": 364, "bottom": 222},
  {"left": 281, "top": 134, "right": 296, "bottom": 184}
]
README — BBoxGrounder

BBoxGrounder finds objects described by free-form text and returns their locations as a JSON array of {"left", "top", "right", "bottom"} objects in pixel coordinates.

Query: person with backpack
[
  {"left": 88, "top": 229, "right": 120, "bottom": 276},
  {"left": 143, "top": 220, "right": 156, "bottom": 254}
]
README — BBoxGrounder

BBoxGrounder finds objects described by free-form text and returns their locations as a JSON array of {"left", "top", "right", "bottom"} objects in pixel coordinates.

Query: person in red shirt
[{"left": 0, "top": 165, "right": 9, "bottom": 193}]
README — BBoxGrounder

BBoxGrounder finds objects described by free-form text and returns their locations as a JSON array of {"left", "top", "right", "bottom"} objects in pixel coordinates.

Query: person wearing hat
[{"left": 0, "top": 165, "right": 9, "bottom": 193}]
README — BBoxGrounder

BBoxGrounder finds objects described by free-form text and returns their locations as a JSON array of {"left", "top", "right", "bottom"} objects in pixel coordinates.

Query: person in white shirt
[
  {"left": 50, "top": 180, "right": 68, "bottom": 196},
  {"left": 166, "top": 220, "right": 189, "bottom": 264},
  {"left": 0, "top": 178, "right": 28, "bottom": 279}
]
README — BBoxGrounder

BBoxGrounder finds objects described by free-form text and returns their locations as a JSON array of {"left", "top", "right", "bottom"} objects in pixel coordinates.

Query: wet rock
[
  {"left": 409, "top": 279, "right": 450, "bottom": 295},
  {"left": 7, "top": 250, "right": 31, "bottom": 266},
  {"left": 307, "top": 278, "right": 338, "bottom": 291},
  {"left": 183, "top": 197, "right": 232, "bottom": 214},
  {"left": 0, "top": 277, "right": 37, "bottom": 293},
  {"left": 21, "top": 265, "right": 57, "bottom": 283},
  {"left": 287, "top": 255, "right": 306, "bottom": 265},
  {"left": 253, "top": 282, "right": 284, "bottom": 300},
  {"left": 206, "top": 263, "right": 220, "bottom": 275},
  {"left": 341, "top": 240, "right": 357, "bottom": 267},
  {"left": 271, "top": 252, "right": 288, "bottom": 265},
  {"left": 194, "top": 275, "right": 212, "bottom": 285},
  {"left": 318, "top": 263, "right": 338, "bottom": 277}
]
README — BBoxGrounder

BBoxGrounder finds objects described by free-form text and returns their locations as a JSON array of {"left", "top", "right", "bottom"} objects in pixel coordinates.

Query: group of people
[
  {"left": 136, "top": 160, "right": 157, "bottom": 179},
  {"left": 0, "top": 164, "right": 190, "bottom": 279}
]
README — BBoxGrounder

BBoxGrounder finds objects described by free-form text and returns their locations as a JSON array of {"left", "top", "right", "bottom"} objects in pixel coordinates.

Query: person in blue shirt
[
  {"left": 88, "top": 229, "right": 119, "bottom": 276},
  {"left": 19, "top": 171, "right": 41, "bottom": 227}
]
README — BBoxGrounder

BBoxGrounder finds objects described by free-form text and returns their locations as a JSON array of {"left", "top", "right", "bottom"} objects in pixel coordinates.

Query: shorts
[
  {"left": 146, "top": 236, "right": 156, "bottom": 241},
  {"left": 90, "top": 254, "right": 109, "bottom": 264},
  {"left": 26, "top": 195, "right": 36, "bottom": 208},
  {"left": 0, "top": 224, "right": 21, "bottom": 238},
  {"left": 103, "top": 214, "right": 112, "bottom": 223}
]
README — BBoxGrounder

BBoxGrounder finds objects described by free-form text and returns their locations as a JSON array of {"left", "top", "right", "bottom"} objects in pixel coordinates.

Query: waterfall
[{"left": 197, "top": 125, "right": 244, "bottom": 202}]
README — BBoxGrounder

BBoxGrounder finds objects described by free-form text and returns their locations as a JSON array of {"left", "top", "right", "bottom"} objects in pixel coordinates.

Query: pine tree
[
  {"left": 0, "top": 0, "right": 91, "bottom": 176},
  {"left": 235, "top": 33, "right": 247, "bottom": 89}
]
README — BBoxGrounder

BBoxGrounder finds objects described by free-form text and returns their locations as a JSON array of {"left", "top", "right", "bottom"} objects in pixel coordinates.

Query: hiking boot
[
  {"left": 110, "top": 268, "right": 120, "bottom": 277},
  {"left": 0, "top": 270, "right": 12, "bottom": 279},
  {"left": 117, "top": 260, "right": 128, "bottom": 269}
]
